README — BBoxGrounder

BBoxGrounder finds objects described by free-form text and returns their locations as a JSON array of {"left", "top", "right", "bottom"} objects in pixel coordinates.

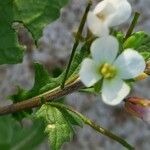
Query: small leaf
[
  {"left": 36, "top": 104, "right": 73, "bottom": 150},
  {"left": 123, "top": 31, "right": 150, "bottom": 61},
  {"left": 123, "top": 31, "right": 146, "bottom": 49},
  {"left": 61, "top": 109, "right": 83, "bottom": 127}
]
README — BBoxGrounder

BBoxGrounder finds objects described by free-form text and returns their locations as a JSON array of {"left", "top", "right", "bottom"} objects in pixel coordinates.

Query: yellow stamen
[{"left": 99, "top": 63, "right": 116, "bottom": 79}]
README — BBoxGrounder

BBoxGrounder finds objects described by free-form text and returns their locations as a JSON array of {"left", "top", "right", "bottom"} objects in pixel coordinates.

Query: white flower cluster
[{"left": 79, "top": 0, "right": 146, "bottom": 105}]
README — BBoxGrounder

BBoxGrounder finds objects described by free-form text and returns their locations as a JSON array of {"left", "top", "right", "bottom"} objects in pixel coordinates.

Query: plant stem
[
  {"left": 50, "top": 103, "right": 135, "bottom": 150},
  {"left": 124, "top": 12, "right": 140, "bottom": 41},
  {"left": 83, "top": 118, "right": 134, "bottom": 150},
  {"left": 61, "top": 0, "right": 92, "bottom": 89},
  {"left": 0, "top": 78, "right": 84, "bottom": 116}
]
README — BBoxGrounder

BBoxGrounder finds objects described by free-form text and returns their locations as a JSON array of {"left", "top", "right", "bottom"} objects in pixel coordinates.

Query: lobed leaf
[
  {"left": 35, "top": 103, "right": 83, "bottom": 150},
  {"left": 0, "top": 0, "right": 69, "bottom": 64}
]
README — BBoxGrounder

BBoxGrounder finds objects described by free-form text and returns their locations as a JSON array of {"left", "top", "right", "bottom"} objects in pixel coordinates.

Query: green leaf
[
  {"left": 11, "top": 121, "right": 45, "bottom": 150},
  {"left": 10, "top": 87, "right": 32, "bottom": 121},
  {"left": 60, "top": 109, "right": 83, "bottom": 127},
  {"left": 123, "top": 31, "right": 150, "bottom": 61},
  {"left": 0, "top": 116, "right": 45, "bottom": 150},
  {"left": 36, "top": 104, "right": 73, "bottom": 150},
  {"left": 25, "top": 63, "right": 52, "bottom": 98},
  {"left": 13, "top": 0, "right": 69, "bottom": 41},
  {"left": 10, "top": 41, "right": 89, "bottom": 120},
  {"left": 0, "top": 0, "right": 69, "bottom": 64},
  {"left": 123, "top": 31, "right": 146, "bottom": 49},
  {"left": 136, "top": 33, "right": 150, "bottom": 53},
  {"left": 140, "top": 52, "right": 150, "bottom": 61}
]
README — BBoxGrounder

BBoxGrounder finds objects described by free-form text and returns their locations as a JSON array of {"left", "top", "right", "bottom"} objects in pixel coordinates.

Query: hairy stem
[
  {"left": 0, "top": 78, "right": 84, "bottom": 116},
  {"left": 61, "top": 0, "right": 92, "bottom": 89},
  {"left": 50, "top": 103, "right": 135, "bottom": 150}
]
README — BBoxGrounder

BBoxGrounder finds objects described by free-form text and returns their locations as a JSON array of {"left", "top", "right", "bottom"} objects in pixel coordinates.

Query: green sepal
[
  {"left": 94, "top": 80, "right": 102, "bottom": 93},
  {"left": 123, "top": 31, "right": 145, "bottom": 49},
  {"left": 140, "top": 52, "right": 150, "bottom": 61}
]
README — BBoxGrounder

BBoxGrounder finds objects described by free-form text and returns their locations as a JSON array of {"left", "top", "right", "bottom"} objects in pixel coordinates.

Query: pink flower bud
[{"left": 125, "top": 97, "right": 150, "bottom": 124}]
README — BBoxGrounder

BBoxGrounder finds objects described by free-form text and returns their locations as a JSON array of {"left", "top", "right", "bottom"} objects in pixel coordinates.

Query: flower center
[{"left": 99, "top": 63, "right": 116, "bottom": 79}]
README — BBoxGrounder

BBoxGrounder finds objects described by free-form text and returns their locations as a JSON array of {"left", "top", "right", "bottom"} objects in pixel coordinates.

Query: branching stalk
[
  {"left": 50, "top": 103, "right": 135, "bottom": 150},
  {"left": 0, "top": 78, "right": 84, "bottom": 116}
]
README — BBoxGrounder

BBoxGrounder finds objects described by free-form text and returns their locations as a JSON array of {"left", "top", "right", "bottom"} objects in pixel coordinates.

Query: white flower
[
  {"left": 87, "top": 0, "right": 132, "bottom": 37},
  {"left": 79, "top": 36, "right": 146, "bottom": 105}
]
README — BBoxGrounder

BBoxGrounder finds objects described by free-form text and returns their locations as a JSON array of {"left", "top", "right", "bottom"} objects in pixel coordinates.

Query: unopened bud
[
  {"left": 124, "top": 97, "right": 150, "bottom": 124},
  {"left": 135, "top": 72, "right": 148, "bottom": 81}
]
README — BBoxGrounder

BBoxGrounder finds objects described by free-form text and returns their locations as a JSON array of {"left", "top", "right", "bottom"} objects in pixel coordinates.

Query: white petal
[
  {"left": 102, "top": 77, "right": 130, "bottom": 105},
  {"left": 91, "top": 36, "right": 119, "bottom": 64},
  {"left": 114, "top": 49, "right": 146, "bottom": 79},
  {"left": 93, "top": 0, "right": 115, "bottom": 16},
  {"left": 87, "top": 12, "right": 109, "bottom": 37},
  {"left": 106, "top": 0, "right": 132, "bottom": 26},
  {"left": 79, "top": 58, "right": 101, "bottom": 87}
]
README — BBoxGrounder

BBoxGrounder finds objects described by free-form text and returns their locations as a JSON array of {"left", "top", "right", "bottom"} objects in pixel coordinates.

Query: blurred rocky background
[{"left": 0, "top": 0, "right": 150, "bottom": 149}]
